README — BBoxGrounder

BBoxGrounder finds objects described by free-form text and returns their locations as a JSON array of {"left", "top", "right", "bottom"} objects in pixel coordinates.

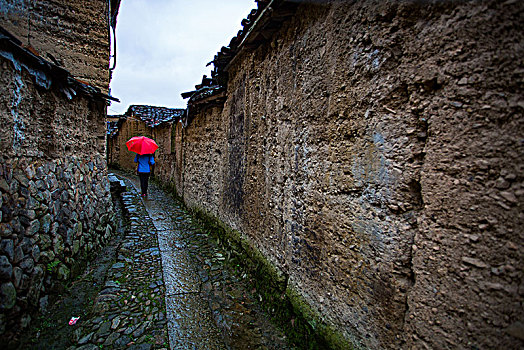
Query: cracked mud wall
[
  {"left": 177, "top": 1, "right": 523, "bottom": 348},
  {"left": 0, "top": 0, "right": 112, "bottom": 93}
]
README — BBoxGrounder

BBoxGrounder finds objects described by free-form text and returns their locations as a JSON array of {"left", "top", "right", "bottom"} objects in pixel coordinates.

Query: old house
[
  {"left": 106, "top": 105, "right": 185, "bottom": 175},
  {"left": 167, "top": 0, "right": 523, "bottom": 349},
  {"left": 0, "top": 0, "right": 120, "bottom": 345}
]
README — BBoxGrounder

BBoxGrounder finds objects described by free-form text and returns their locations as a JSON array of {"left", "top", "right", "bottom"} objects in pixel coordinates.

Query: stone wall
[
  {"left": 0, "top": 0, "right": 112, "bottom": 93},
  {"left": 0, "top": 1, "right": 117, "bottom": 343},
  {"left": 175, "top": 1, "right": 523, "bottom": 349}
]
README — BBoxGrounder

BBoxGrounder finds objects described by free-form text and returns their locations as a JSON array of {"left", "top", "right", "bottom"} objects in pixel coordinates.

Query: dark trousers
[{"left": 138, "top": 172, "right": 150, "bottom": 195}]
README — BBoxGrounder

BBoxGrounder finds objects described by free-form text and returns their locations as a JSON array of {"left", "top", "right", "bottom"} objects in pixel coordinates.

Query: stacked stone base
[{"left": 0, "top": 155, "right": 116, "bottom": 345}]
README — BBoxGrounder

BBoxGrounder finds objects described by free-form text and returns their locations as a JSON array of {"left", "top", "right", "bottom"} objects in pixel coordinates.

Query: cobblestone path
[{"left": 24, "top": 171, "right": 290, "bottom": 349}]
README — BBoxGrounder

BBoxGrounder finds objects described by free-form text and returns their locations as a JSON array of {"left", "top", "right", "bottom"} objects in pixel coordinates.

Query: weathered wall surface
[
  {"left": 182, "top": 106, "right": 228, "bottom": 219},
  {"left": 0, "top": 0, "right": 112, "bottom": 93},
  {"left": 168, "top": 121, "right": 184, "bottom": 194},
  {"left": 177, "top": 1, "right": 523, "bottom": 349},
  {"left": 107, "top": 118, "right": 150, "bottom": 172},
  {"left": 0, "top": 55, "right": 116, "bottom": 344},
  {"left": 151, "top": 123, "right": 178, "bottom": 187},
  {"left": 107, "top": 119, "right": 175, "bottom": 178}
]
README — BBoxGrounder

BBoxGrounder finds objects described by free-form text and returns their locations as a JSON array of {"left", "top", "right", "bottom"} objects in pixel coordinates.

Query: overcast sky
[{"left": 108, "top": 0, "right": 256, "bottom": 115}]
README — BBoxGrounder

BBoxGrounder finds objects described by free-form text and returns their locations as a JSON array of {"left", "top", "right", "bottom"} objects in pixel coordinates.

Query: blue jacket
[{"left": 134, "top": 154, "right": 155, "bottom": 173}]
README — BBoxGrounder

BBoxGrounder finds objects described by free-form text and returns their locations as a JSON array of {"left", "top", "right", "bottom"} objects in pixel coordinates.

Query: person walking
[
  {"left": 135, "top": 153, "right": 155, "bottom": 197},
  {"left": 126, "top": 136, "right": 158, "bottom": 198}
]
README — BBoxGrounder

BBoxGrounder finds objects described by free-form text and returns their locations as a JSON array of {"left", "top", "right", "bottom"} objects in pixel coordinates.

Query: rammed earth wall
[
  {"left": 0, "top": 55, "right": 116, "bottom": 345},
  {"left": 0, "top": 0, "right": 113, "bottom": 93},
  {"left": 107, "top": 117, "right": 151, "bottom": 171},
  {"left": 108, "top": 117, "right": 175, "bottom": 176},
  {"left": 0, "top": 3, "right": 116, "bottom": 343},
  {"left": 171, "top": 1, "right": 523, "bottom": 349}
]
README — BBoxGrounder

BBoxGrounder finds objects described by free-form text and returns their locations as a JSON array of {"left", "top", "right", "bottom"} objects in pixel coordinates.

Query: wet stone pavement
[{"left": 25, "top": 171, "right": 291, "bottom": 349}]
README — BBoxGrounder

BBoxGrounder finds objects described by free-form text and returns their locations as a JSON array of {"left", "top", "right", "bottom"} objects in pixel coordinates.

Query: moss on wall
[{"left": 180, "top": 199, "right": 354, "bottom": 350}]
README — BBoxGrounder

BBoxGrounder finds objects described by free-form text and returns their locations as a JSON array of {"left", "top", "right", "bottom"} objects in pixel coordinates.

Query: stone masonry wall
[
  {"left": 0, "top": 52, "right": 115, "bottom": 344},
  {"left": 0, "top": 0, "right": 112, "bottom": 93},
  {"left": 177, "top": 1, "right": 523, "bottom": 349}
]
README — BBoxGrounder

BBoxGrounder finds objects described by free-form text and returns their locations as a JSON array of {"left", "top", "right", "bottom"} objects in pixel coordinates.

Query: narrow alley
[
  {"left": 24, "top": 171, "right": 290, "bottom": 350},
  {"left": 2, "top": 1, "right": 522, "bottom": 349}
]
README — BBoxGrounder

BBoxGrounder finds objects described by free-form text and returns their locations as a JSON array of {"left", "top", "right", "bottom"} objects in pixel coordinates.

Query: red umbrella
[{"left": 126, "top": 136, "right": 158, "bottom": 155}]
